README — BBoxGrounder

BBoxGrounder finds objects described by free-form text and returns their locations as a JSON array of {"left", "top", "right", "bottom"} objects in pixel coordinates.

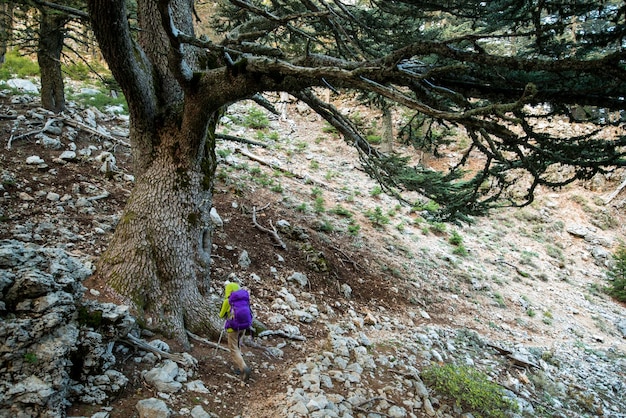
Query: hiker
[{"left": 219, "top": 282, "right": 253, "bottom": 381}]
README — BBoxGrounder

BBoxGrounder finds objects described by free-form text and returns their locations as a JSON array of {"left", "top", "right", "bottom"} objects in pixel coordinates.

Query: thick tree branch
[
  {"left": 87, "top": 0, "right": 157, "bottom": 127},
  {"left": 31, "top": 0, "right": 89, "bottom": 19}
]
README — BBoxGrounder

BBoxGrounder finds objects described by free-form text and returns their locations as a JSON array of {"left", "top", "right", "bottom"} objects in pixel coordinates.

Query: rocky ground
[{"left": 1, "top": 82, "right": 625, "bottom": 418}]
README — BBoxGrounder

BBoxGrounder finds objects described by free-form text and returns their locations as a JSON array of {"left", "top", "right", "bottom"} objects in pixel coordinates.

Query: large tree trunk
[
  {"left": 37, "top": 10, "right": 66, "bottom": 113},
  {"left": 86, "top": 0, "right": 230, "bottom": 348},
  {"left": 99, "top": 111, "right": 221, "bottom": 347}
]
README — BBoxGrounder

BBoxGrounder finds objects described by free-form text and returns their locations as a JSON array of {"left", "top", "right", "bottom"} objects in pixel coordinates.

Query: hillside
[{"left": 1, "top": 83, "right": 625, "bottom": 418}]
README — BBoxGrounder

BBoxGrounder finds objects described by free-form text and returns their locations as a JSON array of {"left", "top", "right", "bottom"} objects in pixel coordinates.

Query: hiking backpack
[{"left": 226, "top": 289, "right": 253, "bottom": 331}]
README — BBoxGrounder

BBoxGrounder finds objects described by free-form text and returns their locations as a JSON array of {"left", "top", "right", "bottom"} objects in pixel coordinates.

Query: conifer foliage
[{"left": 209, "top": 0, "right": 625, "bottom": 220}]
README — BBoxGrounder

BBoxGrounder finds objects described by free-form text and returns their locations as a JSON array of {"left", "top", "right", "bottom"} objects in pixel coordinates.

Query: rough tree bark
[
  {"left": 85, "top": 0, "right": 220, "bottom": 347},
  {"left": 37, "top": 9, "right": 66, "bottom": 112},
  {"left": 0, "top": 2, "right": 13, "bottom": 64},
  {"left": 100, "top": 116, "right": 220, "bottom": 344}
]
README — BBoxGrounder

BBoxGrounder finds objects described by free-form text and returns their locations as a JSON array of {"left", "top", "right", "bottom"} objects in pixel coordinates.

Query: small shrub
[
  {"left": 322, "top": 123, "right": 338, "bottom": 135},
  {"left": 270, "top": 183, "right": 283, "bottom": 193},
  {"left": 70, "top": 90, "right": 128, "bottom": 112},
  {"left": 347, "top": 221, "right": 360, "bottom": 236},
  {"left": 243, "top": 108, "right": 269, "bottom": 129},
  {"left": 429, "top": 222, "right": 447, "bottom": 235},
  {"left": 295, "top": 203, "right": 308, "bottom": 212},
  {"left": 492, "top": 293, "right": 506, "bottom": 308},
  {"left": 294, "top": 141, "right": 308, "bottom": 152},
  {"left": 449, "top": 231, "right": 463, "bottom": 246},
  {"left": 422, "top": 363, "right": 518, "bottom": 418},
  {"left": 365, "top": 207, "right": 390, "bottom": 227},
  {"left": 24, "top": 353, "right": 38, "bottom": 364},
  {"left": 453, "top": 244, "right": 468, "bottom": 257},
  {"left": 311, "top": 187, "right": 323, "bottom": 198},
  {"left": 545, "top": 244, "right": 563, "bottom": 261},
  {"left": 309, "top": 160, "right": 320, "bottom": 170},
  {"left": 411, "top": 200, "right": 439, "bottom": 213},
  {"left": 313, "top": 196, "right": 325, "bottom": 213},
  {"left": 317, "top": 219, "right": 334, "bottom": 232},
  {"left": 0, "top": 51, "right": 39, "bottom": 79},
  {"left": 329, "top": 206, "right": 353, "bottom": 217},
  {"left": 62, "top": 62, "right": 91, "bottom": 81},
  {"left": 216, "top": 149, "right": 232, "bottom": 158},
  {"left": 366, "top": 134, "right": 381, "bottom": 144},
  {"left": 370, "top": 185, "right": 383, "bottom": 197},
  {"left": 606, "top": 244, "right": 626, "bottom": 302}
]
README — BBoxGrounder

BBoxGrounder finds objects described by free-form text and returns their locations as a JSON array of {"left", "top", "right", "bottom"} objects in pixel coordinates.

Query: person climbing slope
[{"left": 219, "top": 282, "right": 253, "bottom": 381}]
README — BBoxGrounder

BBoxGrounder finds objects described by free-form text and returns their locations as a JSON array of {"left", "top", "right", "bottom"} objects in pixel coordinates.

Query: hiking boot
[{"left": 242, "top": 366, "right": 251, "bottom": 381}]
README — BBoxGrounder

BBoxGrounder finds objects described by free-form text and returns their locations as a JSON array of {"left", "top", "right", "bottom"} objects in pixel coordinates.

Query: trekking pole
[{"left": 214, "top": 328, "right": 225, "bottom": 356}]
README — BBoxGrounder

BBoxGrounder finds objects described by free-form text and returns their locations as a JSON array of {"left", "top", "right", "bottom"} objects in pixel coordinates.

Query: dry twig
[
  {"left": 252, "top": 205, "right": 287, "bottom": 249},
  {"left": 59, "top": 115, "right": 131, "bottom": 147}
]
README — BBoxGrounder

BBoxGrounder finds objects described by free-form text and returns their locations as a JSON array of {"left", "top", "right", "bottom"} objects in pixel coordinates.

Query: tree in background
[
  {"left": 0, "top": 1, "right": 14, "bottom": 64},
  {"left": 37, "top": 6, "right": 68, "bottom": 112},
  {"left": 86, "top": 0, "right": 625, "bottom": 346},
  {"left": 1, "top": 0, "right": 89, "bottom": 112}
]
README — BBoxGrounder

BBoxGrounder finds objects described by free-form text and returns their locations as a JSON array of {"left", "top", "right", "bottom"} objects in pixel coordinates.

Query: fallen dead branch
[
  {"left": 496, "top": 258, "right": 531, "bottom": 278},
  {"left": 86, "top": 191, "right": 110, "bottom": 201},
  {"left": 331, "top": 244, "right": 360, "bottom": 271},
  {"left": 123, "top": 333, "right": 197, "bottom": 366},
  {"left": 604, "top": 176, "right": 626, "bottom": 204},
  {"left": 487, "top": 343, "right": 541, "bottom": 370},
  {"left": 234, "top": 147, "right": 341, "bottom": 194},
  {"left": 59, "top": 115, "right": 131, "bottom": 147},
  {"left": 187, "top": 331, "right": 230, "bottom": 352},
  {"left": 216, "top": 133, "right": 267, "bottom": 148},
  {"left": 252, "top": 205, "right": 287, "bottom": 249},
  {"left": 5, "top": 118, "right": 57, "bottom": 150},
  {"left": 236, "top": 147, "right": 300, "bottom": 177},
  {"left": 257, "top": 329, "right": 306, "bottom": 341},
  {"left": 7, "top": 129, "right": 42, "bottom": 149}
]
